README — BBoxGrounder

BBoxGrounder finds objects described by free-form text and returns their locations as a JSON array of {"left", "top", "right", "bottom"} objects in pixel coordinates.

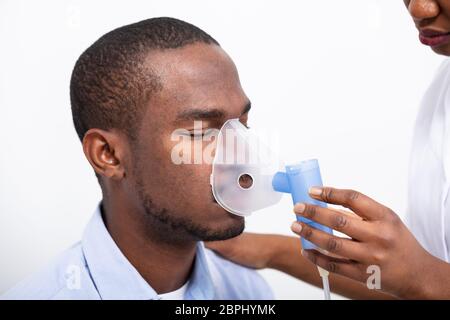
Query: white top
[
  {"left": 158, "top": 281, "right": 189, "bottom": 300},
  {"left": 406, "top": 58, "right": 450, "bottom": 262}
]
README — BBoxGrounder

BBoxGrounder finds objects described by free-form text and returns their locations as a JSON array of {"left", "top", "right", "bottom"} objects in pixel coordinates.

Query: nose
[{"left": 406, "top": 0, "right": 440, "bottom": 22}]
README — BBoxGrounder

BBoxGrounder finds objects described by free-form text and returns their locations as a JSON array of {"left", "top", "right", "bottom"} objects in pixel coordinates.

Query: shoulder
[
  {"left": 430, "top": 58, "right": 450, "bottom": 96},
  {"left": 1, "top": 242, "right": 99, "bottom": 300},
  {"left": 437, "top": 58, "right": 450, "bottom": 73},
  {"left": 425, "top": 59, "right": 450, "bottom": 94},
  {"left": 204, "top": 248, "right": 274, "bottom": 300},
  {"left": 417, "top": 59, "right": 450, "bottom": 124}
]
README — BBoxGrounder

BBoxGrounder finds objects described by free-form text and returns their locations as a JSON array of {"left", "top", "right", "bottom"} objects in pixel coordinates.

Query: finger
[
  {"left": 329, "top": 207, "right": 362, "bottom": 221},
  {"left": 294, "top": 203, "right": 374, "bottom": 241},
  {"left": 309, "top": 186, "right": 387, "bottom": 221},
  {"left": 302, "top": 249, "right": 367, "bottom": 282},
  {"left": 291, "top": 221, "right": 368, "bottom": 263}
]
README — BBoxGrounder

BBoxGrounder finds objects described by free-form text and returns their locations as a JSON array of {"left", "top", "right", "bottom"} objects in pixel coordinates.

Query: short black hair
[{"left": 70, "top": 17, "right": 219, "bottom": 142}]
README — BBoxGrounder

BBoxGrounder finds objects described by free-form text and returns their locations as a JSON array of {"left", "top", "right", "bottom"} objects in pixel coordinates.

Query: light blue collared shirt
[{"left": 1, "top": 205, "right": 273, "bottom": 300}]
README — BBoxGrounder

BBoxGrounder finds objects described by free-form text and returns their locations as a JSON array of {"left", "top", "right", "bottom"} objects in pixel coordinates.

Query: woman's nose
[{"left": 407, "top": 0, "right": 440, "bottom": 22}]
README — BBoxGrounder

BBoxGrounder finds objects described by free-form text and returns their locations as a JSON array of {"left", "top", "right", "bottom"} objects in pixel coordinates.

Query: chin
[
  {"left": 200, "top": 217, "right": 245, "bottom": 241},
  {"left": 431, "top": 45, "right": 450, "bottom": 56}
]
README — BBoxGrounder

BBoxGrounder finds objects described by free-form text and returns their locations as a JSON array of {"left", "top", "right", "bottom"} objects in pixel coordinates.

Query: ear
[{"left": 82, "top": 129, "right": 127, "bottom": 180}]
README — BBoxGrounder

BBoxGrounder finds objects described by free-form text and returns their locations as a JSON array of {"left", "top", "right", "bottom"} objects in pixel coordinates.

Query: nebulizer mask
[{"left": 210, "top": 119, "right": 333, "bottom": 300}]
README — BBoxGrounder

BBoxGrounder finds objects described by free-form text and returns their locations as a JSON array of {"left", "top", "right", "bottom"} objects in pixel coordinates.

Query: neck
[{"left": 101, "top": 194, "right": 197, "bottom": 294}]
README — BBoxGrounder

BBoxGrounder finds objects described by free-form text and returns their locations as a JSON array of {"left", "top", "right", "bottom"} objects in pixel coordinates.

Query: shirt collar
[{"left": 81, "top": 204, "right": 215, "bottom": 300}]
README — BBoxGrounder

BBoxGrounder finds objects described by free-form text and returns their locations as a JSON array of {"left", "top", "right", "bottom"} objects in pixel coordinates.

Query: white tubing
[{"left": 317, "top": 266, "right": 331, "bottom": 300}]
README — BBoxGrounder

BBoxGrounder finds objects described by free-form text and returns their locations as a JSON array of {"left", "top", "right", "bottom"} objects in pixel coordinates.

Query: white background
[{"left": 0, "top": 0, "right": 445, "bottom": 299}]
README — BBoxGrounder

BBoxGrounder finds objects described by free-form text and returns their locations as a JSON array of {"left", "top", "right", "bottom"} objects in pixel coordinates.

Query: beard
[{"left": 133, "top": 169, "right": 244, "bottom": 243}]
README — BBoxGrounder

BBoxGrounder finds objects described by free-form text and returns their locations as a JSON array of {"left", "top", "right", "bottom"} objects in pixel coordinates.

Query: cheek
[
  {"left": 144, "top": 148, "right": 213, "bottom": 206},
  {"left": 134, "top": 131, "right": 216, "bottom": 212},
  {"left": 163, "top": 138, "right": 215, "bottom": 199},
  {"left": 173, "top": 164, "right": 213, "bottom": 198},
  {"left": 152, "top": 163, "right": 215, "bottom": 219}
]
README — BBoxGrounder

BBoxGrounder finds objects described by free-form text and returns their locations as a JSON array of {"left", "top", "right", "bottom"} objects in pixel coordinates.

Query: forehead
[{"left": 143, "top": 43, "right": 248, "bottom": 123}]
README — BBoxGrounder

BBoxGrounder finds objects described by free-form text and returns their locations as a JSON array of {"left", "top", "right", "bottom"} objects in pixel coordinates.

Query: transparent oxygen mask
[{"left": 210, "top": 118, "right": 282, "bottom": 217}]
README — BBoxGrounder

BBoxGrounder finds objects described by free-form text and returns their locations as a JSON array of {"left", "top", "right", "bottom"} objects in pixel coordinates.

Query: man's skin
[
  {"left": 207, "top": 0, "right": 450, "bottom": 299},
  {"left": 82, "top": 43, "right": 250, "bottom": 294}
]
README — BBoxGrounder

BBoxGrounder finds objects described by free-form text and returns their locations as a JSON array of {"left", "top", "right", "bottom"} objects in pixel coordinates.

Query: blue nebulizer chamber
[{"left": 272, "top": 159, "right": 333, "bottom": 250}]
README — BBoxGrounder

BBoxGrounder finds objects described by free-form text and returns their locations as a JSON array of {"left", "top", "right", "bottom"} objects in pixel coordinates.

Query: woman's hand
[
  {"left": 291, "top": 186, "right": 450, "bottom": 299},
  {"left": 206, "top": 231, "right": 396, "bottom": 299}
]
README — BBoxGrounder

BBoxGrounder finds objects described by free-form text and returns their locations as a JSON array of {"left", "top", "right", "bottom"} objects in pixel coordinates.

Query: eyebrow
[{"left": 175, "top": 101, "right": 252, "bottom": 121}]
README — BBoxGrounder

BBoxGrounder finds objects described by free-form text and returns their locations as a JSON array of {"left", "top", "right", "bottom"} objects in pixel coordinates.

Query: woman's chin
[{"left": 431, "top": 44, "right": 450, "bottom": 56}]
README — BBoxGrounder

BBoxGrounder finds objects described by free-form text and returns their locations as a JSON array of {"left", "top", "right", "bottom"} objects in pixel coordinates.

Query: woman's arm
[{"left": 206, "top": 233, "right": 394, "bottom": 299}]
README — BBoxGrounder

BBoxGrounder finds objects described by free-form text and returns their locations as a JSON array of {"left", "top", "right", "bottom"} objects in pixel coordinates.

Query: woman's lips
[{"left": 419, "top": 29, "right": 450, "bottom": 47}]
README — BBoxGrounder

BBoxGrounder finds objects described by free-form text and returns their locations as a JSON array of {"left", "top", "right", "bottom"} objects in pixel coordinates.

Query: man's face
[
  {"left": 127, "top": 43, "right": 249, "bottom": 241},
  {"left": 404, "top": 0, "right": 450, "bottom": 56}
]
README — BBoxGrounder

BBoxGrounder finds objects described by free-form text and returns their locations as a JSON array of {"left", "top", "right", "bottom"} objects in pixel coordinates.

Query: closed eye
[{"left": 181, "top": 129, "right": 216, "bottom": 140}]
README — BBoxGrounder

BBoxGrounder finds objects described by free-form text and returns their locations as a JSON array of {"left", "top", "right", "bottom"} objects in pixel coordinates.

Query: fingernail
[
  {"left": 294, "top": 203, "right": 305, "bottom": 214},
  {"left": 309, "top": 187, "right": 323, "bottom": 196},
  {"left": 291, "top": 222, "right": 302, "bottom": 234}
]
